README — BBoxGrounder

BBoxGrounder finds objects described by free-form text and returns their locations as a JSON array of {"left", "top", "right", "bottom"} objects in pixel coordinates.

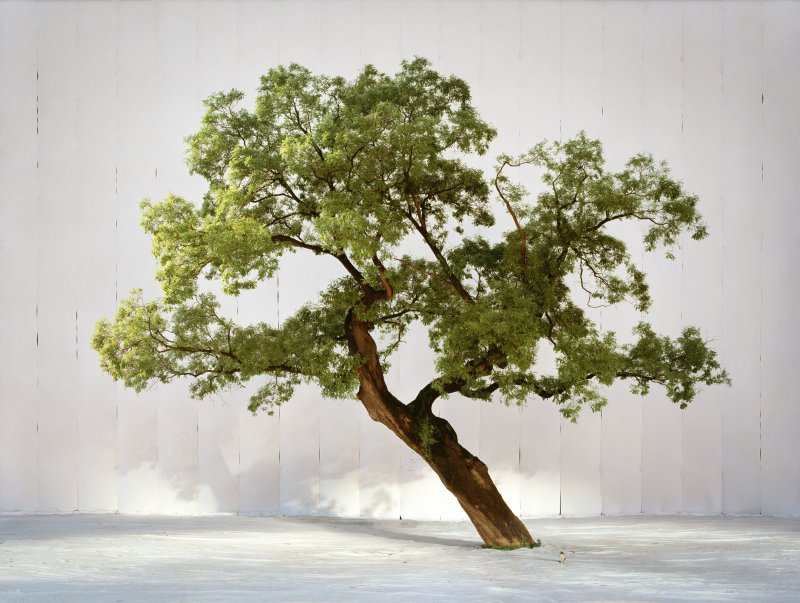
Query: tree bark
[
  {"left": 346, "top": 311, "right": 536, "bottom": 549},
  {"left": 413, "top": 411, "right": 536, "bottom": 548}
]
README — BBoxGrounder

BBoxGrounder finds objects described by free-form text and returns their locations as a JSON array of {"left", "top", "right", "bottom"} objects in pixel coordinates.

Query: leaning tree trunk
[
  {"left": 410, "top": 410, "right": 535, "bottom": 548},
  {"left": 346, "top": 312, "right": 536, "bottom": 549}
]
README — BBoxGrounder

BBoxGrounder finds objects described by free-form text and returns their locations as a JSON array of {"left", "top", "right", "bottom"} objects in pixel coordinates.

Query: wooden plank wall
[{"left": 0, "top": 0, "right": 797, "bottom": 519}]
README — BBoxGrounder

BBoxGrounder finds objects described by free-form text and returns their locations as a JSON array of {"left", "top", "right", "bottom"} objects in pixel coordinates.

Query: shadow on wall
[
  {"left": 115, "top": 388, "right": 438, "bottom": 519},
  {"left": 117, "top": 392, "right": 553, "bottom": 519},
  {"left": 111, "top": 341, "right": 682, "bottom": 522}
]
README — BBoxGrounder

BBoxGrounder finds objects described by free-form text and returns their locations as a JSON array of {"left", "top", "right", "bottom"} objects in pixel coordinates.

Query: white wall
[{"left": 1, "top": 0, "right": 798, "bottom": 519}]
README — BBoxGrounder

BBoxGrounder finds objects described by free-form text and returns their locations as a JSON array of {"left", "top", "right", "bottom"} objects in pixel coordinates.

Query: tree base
[{"left": 482, "top": 539, "right": 542, "bottom": 551}]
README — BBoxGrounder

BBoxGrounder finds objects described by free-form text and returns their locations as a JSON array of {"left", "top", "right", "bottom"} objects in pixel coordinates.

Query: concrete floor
[{"left": 1, "top": 514, "right": 798, "bottom": 601}]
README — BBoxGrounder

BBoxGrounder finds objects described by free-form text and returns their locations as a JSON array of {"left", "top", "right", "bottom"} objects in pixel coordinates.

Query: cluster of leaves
[
  {"left": 93, "top": 290, "right": 359, "bottom": 413},
  {"left": 409, "top": 132, "right": 725, "bottom": 416},
  {"left": 93, "top": 58, "right": 729, "bottom": 418}
]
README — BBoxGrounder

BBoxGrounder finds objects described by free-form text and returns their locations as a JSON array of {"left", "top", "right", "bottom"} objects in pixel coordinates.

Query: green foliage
[
  {"left": 418, "top": 417, "right": 438, "bottom": 458},
  {"left": 93, "top": 289, "right": 358, "bottom": 413},
  {"left": 622, "top": 323, "right": 731, "bottom": 409},
  {"left": 93, "top": 57, "right": 729, "bottom": 419}
]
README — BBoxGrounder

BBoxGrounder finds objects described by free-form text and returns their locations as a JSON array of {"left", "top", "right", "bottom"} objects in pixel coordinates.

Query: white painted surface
[
  {"left": 517, "top": 0, "right": 563, "bottom": 520},
  {"left": 558, "top": 0, "right": 604, "bottom": 518},
  {"left": 76, "top": 1, "right": 118, "bottom": 513},
  {"left": 598, "top": 0, "right": 645, "bottom": 517},
  {"left": 234, "top": 0, "right": 282, "bottom": 517},
  {"left": 680, "top": 0, "right": 725, "bottom": 514},
  {"left": 0, "top": 0, "right": 39, "bottom": 513},
  {"left": 761, "top": 0, "right": 800, "bottom": 517},
  {"left": 273, "top": 0, "right": 323, "bottom": 517},
  {"left": 0, "top": 0, "right": 797, "bottom": 520},
  {"left": 35, "top": 1, "right": 80, "bottom": 513},
  {"left": 114, "top": 0, "right": 161, "bottom": 514},
  {"left": 639, "top": 0, "right": 684, "bottom": 516},
  {"left": 193, "top": 0, "right": 241, "bottom": 517},
  {"left": 151, "top": 0, "right": 202, "bottom": 516},
  {"left": 720, "top": 1, "right": 764, "bottom": 516},
  {"left": 317, "top": 0, "right": 362, "bottom": 519},
  {"left": 2, "top": 515, "right": 799, "bottom": 601}
]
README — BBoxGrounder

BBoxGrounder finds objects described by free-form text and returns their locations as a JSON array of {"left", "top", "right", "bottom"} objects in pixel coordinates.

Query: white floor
[{"left": 0, "top": 515, "right": 798, "bottom": 602}]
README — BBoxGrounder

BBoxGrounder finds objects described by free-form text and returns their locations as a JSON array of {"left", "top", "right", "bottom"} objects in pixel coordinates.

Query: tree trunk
[
  {"left": 346, "top": 311, "right": 536, "bottom": 549},
  {"left": 414, "top": 412, "right": 537, "bottom": 548}
]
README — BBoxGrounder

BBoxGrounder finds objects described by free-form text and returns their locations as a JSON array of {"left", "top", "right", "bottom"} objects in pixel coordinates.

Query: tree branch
[
  {"left": 271, "top": 234, "right": 374, "bottom": 295},
  {"left": 291, "top": 100, "right": 326, "bottom": 164},
  {"left": 407, "top": 380, "right": 464, "bottom": 416},
  {"left": 376, "top": 306, "right": 417, "bottom": 323},
  {"left": 407, "top": 345, "right": 505, "bottom": 416},
  {"left": 271, "top": 234, "right": 327, "bottom": 254},
  {"left": 372, "top": 254, "right": 393, "bottom": 299},
  {"left": 494, "top": 161, "right": 527, "bottom": 271},
  {"left": 403, "top": 210, "right": 474, "bottom": 303},
  {"left": 394, "top": 256, "right": 452, "bottom": 288}
]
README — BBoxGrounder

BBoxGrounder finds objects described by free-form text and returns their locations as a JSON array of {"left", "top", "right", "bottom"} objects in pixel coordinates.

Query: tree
[{"left": 93, "top": 58, "right": 729, "bottom": 549}]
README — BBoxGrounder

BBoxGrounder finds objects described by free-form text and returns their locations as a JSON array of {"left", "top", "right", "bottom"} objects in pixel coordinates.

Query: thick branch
[
  {"left": 291, "top": 100, "right": 326, "bottom": 164},
  {"left": 407, "top": 381, "right": 463, "bottom": 417},
  {"left": 403, "top": 211, "right": 474, "bottom": 303},
  {"left": 271, "top": 234, "right": 373, "bottom": 295},
  {"left": 376, "top": 304, "right": 419, "bottom": 324},
  {"left": 394, "top": 256, "right": 452, "bottom": 288},
  {"left": 494, "top": 161, "right": 527, "bottom": 270},
  {"left": 407, "top": 345, "right": 505, "bottom": 416},
  {"left": 271, "top": 234, "right": 326, "bottom": 254},
  {"left": 274, "top": 175, "right": 309, "bottom": 208},
  {"left": 372, "top": 254, "right": 393, "bottom": 299}
]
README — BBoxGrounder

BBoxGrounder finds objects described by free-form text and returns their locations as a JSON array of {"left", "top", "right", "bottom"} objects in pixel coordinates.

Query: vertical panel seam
[
  {"left": 234, "top": 0, "right": 242, "bottom": 518},
  {"left": 74, "top": 1, "right": 80, "bottom": 513},
  {"left": 359, "top": 0, "right": 366, "bottom": 520},
  {"left": 719, "top": 1, "right": 725, "bottom": 516},
  {"left": 114, "top": 0, "right": 120, "bottom": 515},
  {"left": 639, "top": 0, "right": 645, "bottom": 516},
  {"left": 194, "top": 0, "right": 200, "bottom": 516},
  {"left": 517, "top": 0, "right": 524, "bottom": 517},
  {"left": 599, "top": 0, "right": 605, "bottom": 517},
  {"left": 35, "top": 0, "right": 41, "bottom": 514},
  {"left": 276, "top": 0, "right": 283, "bottom": 509},
  {"left": 559, "top": 0, "right": 564, "bottom": 517},
  {"left": 679, "top": 0, "right": 685, "bottom": 515},
  {"left": 758, "top": 0, "right": 765, "bottom": 516},
  {"left": 153, "top": 0, "right": 160, "bottom": 508},
  {"left": 558, "top": 0, "right": 562, "bottom": 143}
]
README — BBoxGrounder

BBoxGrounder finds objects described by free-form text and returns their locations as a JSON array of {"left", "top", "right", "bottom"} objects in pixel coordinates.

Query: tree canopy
[
  {"left": 93, "top": 57, "right": 728, "bottom": 423},
  {"left": 93, "top": 57, "right": 733, "bottom": 549}
]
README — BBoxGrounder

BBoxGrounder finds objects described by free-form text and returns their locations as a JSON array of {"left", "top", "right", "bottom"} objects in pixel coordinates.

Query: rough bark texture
[{"left": 346, "top": 310, "right": 536, "bottom": 549}]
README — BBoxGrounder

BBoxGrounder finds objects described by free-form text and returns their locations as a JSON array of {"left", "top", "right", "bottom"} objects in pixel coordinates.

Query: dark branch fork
[
  {"left": 402, "top": 209, "right": 474, "bottom": 303},
  {"left": 494, "top": 159, "right": 528, "bottom": 271},
  {"left": 270, "top": 234, "right": 375, "bottom": 295}
]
